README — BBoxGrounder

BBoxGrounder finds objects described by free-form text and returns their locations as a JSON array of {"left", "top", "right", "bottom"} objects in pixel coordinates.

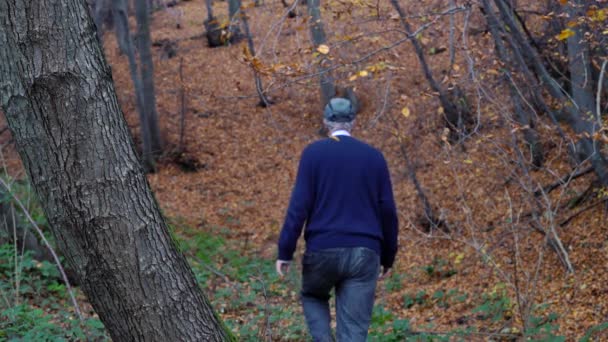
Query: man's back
[
  {"left": 301, "top": 136, "right": 389, "bottom": 252},
  {"left": 279, "top": 134, "right": 398, "bottom": 269}
]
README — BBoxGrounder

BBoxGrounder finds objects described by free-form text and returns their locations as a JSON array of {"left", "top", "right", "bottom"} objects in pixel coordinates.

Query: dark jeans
[{"left": 301, "top": 247, "right": 380, "bottom": 342}]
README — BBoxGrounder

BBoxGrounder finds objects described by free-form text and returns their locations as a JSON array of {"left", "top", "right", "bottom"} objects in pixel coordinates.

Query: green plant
[
  {"left": 403, "top": 290, "right": 429, "bottom": 309},
  {"left": 422, "top": 257, "right": 456, "bottom": 279},
  {"left": 385, "top": 272, "right": 407, "bottom": 292},
  {"left": 0, "top": 243, "right": 109, "bottom": 341},
  {"left": 472, "top": 284, "right": 511, "bottom": 322},
  {"left": 524, "top": 311, "right": 564, "bottom": 341},
  {"left": 580, "top": 321, "right": 608, "bottom": 342}
]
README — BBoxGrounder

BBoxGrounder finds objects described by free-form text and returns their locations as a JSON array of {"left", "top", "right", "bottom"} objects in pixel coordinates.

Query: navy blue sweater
[{"left": 278, "top": 135, "right": 399, "bottom": 268}]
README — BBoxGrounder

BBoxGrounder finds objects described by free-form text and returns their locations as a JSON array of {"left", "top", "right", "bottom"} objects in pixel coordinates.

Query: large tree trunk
[
  {"left": 135, "top": 0, "right": 163, "bottom": 159},
  {"left": 0, "top": 1, "right": 233, "bottom": 341}
]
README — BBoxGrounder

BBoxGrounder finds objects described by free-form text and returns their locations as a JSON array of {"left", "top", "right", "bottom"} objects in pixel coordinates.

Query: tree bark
[
  {"left": 135, "top": 0, "right": 163, "bottom": 159},
  {"left": 0, "top": 1, "right": 233, "bottom": 341}
]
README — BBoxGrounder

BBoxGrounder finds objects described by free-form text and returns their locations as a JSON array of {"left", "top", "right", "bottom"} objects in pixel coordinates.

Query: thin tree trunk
[
  {"left": 241, "top": 9, "right": 271, "bottom": 106},
  {"left": 389, "top": 0, "right": 468, "bottom": 140},
  {"left": 0, "top": 1, "right": 234, "bottom": 340},
  {"left": 228, "top": 0, "right": 242, "bottom": 38},
  {"left": 306, "top": 0, "right": 335, "bottom": 107},
  {"left": 564, "top": 0, "right": 597, "bottom": 124},
  {"left": 399, "top": 144, "right": 442, "bottom": 231},
  {"left": 135, "top": 0, "right": 163, "bottom": 158},
  {"left": 113, "top": 0, "right": 155, "bottom": 171},
  {"left": 178, "top": 57, "right": 186, "bottom": 152},
  {"left": 482, "top": 0, "right": 543, "bottom": 168},
  {"left": 93, "top": 0, "right": 113, "bottom": 42}
]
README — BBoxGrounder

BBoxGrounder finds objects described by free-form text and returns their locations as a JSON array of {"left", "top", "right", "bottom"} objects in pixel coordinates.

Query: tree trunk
[
  {"left": 0, "top": 1, "right": 234, "bottom": 341},
  {"left": 306, "top": 0, "right": 335, "bottom": 107},
  {"left": 114, "top": 0, "right": 155, "bottom": 171},
  {"left": 228, "top": 0, "right": 242, "bottom": 39},
  {"left": 135, "top": 0, "right": 163, "bottom": 159},
  {"left": 494, "top": 0, "right": 608, "bottom": 185},
  {"left": 241, "top": 8, "right": 271, "bottom": 106},
  {"left": 389, "top": 0, "right": 469, "bottom": 141},
  {"left": 564, "top": 0, "right": 598, "bottom": 126},
  {"left": 92, "top": 0, "right": 113, "bottom": 42},
  {"left": 481, "top": 0, "right": 543, "bottom": 168}
]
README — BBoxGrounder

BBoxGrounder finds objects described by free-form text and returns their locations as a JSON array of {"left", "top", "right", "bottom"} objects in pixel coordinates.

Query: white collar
[{"left": 331, "top": 130, "right": 351, "bottom": 137}]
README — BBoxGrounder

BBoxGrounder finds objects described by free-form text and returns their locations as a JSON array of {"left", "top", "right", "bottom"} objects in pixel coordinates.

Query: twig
[
  {"left": 190, "top": 256, "right": 233, "bottom": 284},
  {"left": 534, "top": 166, "right": 593, "bottom": 197},
  {"left": 560, "top": 199, "right": 606, "bottom": 227},
  {"left": 368, "top": 72, "right": 392, "bottom": 128},
  {"left": 447, "top": 0, "right": 456, "bottom": 78},
  {"left": 241, "top": 10, "right": 272, "bottom": 106},
  {"left": 256, "top": 271, "right": 272, "bottom": 341},
  {"left": 178, "top": 57, "right": 186, "bottom": 152},
  {"left": 0, "top": 178, "right": 84, "bottom": 322},
  {"left": 264, "top": 16, "right": 447, "bottom": 95},
  {"left": 597, "top": 59, "right": 607, "bottom": 126}
]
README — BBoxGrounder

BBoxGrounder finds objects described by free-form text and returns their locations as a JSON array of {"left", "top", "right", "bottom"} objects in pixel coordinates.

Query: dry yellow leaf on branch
[
  {"left": 317, "top": 44, "right": 330, "bottom": 54},
  {"left": 401, "top": 107, "right": 411, "bottom": 118}
]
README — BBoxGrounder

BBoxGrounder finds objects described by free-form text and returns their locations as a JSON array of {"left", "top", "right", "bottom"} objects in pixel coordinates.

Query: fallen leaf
[
  {"left": 316, "top": 44, "right": 330, "bottom": 54},
  {"left": 557, "top": 28, "right": 575, "bottom": 41}
]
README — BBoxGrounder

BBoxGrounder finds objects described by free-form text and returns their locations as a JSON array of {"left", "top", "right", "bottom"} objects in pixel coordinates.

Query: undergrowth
[{"left": 0, "top": 176, "right": 605, "bottom": 340}]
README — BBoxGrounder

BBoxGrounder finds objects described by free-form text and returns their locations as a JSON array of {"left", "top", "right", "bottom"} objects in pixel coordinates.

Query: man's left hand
[
  {"left": 379, "top": 267, "right": 391, "bottom": 280},
  {"left": 276, "top": 260, "right": 291, "bottom": 277}
]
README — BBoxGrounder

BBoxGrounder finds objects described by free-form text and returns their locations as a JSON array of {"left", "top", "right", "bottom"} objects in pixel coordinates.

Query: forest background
[{"left": 0, "top": 0, "right": 607, "bottom": 340}]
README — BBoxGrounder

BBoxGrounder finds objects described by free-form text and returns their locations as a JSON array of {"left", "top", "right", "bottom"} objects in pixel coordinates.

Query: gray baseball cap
[{"left": 323, "top": 98, "right": 355, "bottom": 122}]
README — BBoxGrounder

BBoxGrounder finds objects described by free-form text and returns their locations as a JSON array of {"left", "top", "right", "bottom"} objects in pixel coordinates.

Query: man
[{"left": 276, "top": 98, "right": 399, "bottom": 341}]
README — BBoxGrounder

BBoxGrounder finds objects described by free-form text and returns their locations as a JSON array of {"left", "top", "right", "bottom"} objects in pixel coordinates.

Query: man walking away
[{"left": 276, "top": 98, "right": 399, "bottom": 341}]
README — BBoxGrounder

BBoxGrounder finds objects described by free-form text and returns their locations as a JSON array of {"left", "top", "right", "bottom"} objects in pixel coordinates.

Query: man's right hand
[{"left": 379, "top": 267, "right": 391, "bottom": 280}]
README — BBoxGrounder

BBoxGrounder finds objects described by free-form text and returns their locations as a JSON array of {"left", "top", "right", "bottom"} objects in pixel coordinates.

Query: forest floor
[{"left": 2, "top": 0, "right": 608, "bottom": 340}]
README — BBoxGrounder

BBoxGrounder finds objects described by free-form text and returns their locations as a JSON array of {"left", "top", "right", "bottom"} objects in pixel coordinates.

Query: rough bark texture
[
  {"left": 0, "top": 1, "right": 233, "bottom": 341},
  {"left": 135, "top": 0, "right": 163, "bottom": 158}
]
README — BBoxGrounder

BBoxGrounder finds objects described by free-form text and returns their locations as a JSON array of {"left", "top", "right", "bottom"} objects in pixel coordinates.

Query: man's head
[{"left": 323, "top": 98, "right": 355, "bottom": 133}]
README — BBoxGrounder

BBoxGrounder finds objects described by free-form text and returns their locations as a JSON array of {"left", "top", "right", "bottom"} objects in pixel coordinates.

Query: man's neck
[{"left": 331, "top": 130, "right": 351, "bottom": 137}]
